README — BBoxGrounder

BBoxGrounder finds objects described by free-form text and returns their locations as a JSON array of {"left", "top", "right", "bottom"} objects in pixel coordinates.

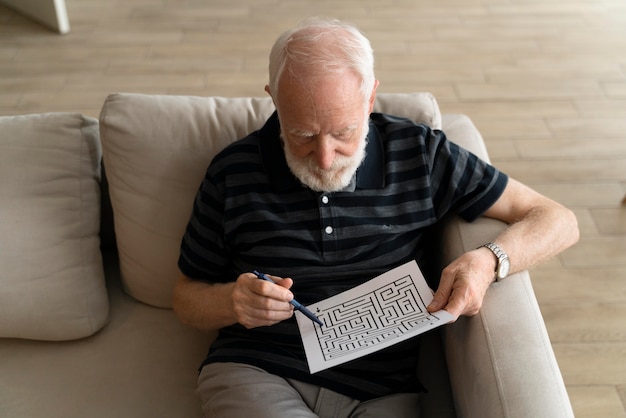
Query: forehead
[{"left": 276, "top": 68, "right": 366, "bottom": 130}]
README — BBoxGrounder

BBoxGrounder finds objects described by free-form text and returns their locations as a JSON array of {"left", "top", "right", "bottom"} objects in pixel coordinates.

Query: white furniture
[
  {"left": 0, "top": 92, "right": 574, "bottom": 417},
  {"left": 1, "top": 0, "right": 69, "bottom": 34}
]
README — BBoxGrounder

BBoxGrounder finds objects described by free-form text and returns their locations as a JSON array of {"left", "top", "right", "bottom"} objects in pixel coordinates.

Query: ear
[
  {"left": 367, "top": 80, "right": 380, "bottom": 114},
  {"left": 265, "top": 84, "right": 278, "bottom": 108}
]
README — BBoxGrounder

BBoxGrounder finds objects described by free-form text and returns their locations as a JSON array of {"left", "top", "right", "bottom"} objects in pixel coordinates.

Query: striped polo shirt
[{"left": 178, "top": 111, "right": 508, "bottom": 400}]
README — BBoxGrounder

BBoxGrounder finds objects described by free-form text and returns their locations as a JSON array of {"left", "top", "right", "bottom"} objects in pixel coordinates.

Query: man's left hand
[{"left": 426, "top": 247, "right": 496, "bottom": 320}]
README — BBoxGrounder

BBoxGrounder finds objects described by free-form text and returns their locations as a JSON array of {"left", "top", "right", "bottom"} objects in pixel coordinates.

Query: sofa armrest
[
  {"left": 439, "top": 114, "right": 574, "bottom": 417},
  {"left": 440, "top": 215, "right": 574, "bottom": 418},
  {"left": 444, "top": 219, "right": 574, "bottom": 418},
  {"left": 445, "top": 273, "right": 575, "bottom": 418}
]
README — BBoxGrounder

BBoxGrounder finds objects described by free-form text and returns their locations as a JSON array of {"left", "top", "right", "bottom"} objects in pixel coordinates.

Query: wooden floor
[{"left": 2, "top": 0, "right": 625, "bottom": 416}]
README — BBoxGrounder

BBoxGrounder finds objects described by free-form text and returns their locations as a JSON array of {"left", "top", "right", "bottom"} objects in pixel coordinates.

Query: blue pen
[{"left": 253, "top": 270, "right": 323, "bottom": 326}]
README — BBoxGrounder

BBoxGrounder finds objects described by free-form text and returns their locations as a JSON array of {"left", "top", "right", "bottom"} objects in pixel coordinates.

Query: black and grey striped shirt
[{"left": 179, "top": 111, "right": 507, "bottom": 400}]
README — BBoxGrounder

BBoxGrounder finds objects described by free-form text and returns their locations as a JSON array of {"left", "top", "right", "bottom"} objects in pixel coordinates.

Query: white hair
[{"left": 268, "top": 17, "right": 376, "bottom": 102}]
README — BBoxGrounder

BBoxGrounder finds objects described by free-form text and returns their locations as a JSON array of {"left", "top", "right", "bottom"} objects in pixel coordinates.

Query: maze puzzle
[{"left": 313, "top": 274, "right": 440, "bottom": 361}]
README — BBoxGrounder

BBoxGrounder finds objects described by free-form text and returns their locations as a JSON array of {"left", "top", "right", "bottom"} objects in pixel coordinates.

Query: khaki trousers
[{"left": 197, "top": 362, "right": 420, "bottom": 418}]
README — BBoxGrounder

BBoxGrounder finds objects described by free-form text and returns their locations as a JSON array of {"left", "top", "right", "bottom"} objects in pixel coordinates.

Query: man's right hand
[
  {"left": 172, "top": 272, "right": 296, "bottom": 333},
  {"left": 230, "top": 273, "right": 295, "bottom": 329}
]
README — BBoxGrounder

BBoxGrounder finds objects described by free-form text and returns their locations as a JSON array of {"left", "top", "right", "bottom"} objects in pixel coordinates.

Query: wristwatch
[{"left": 481, "top": 242, "right": 511, "bottom": 281}]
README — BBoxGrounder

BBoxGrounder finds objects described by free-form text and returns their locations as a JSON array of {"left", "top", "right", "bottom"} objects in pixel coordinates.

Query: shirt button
[
  {"left": 321, "top": 195, "right": 329, "bottom": 204},
  {"left": 325, "top": 226, "right": 333, "bottom": 235}
]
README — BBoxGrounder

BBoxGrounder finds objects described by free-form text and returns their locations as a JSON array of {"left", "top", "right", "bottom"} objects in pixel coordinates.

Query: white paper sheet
[{"left": 296, "top": 260, "right": 454, "bottom": 373}]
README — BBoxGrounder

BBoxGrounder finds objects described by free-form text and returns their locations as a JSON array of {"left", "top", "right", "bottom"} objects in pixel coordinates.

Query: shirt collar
[{"left": 258, "top": 111, "right": 385, "bottom": 193}]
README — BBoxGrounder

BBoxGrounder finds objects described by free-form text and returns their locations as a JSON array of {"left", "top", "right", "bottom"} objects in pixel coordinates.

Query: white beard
[{"left": 282, "top": 125, "right": 368, "bottom": 193}]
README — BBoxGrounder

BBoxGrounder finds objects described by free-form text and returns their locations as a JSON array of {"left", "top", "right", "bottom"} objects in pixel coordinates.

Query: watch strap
[{"left": 480, "top": 242, "right": 510, "bottom": 281}]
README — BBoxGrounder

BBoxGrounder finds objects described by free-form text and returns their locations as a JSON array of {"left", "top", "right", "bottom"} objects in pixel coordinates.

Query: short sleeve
[
  {"left": 426, "top": 129, "right": 508, "bottom": 222},
  {"left": 178, "top": 170, "right": 230, "bottom": 282}
]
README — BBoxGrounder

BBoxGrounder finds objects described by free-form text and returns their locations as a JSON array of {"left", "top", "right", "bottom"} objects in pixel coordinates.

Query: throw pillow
[{"left": 0, "top": 113, "right": 109, "bottom": 340}]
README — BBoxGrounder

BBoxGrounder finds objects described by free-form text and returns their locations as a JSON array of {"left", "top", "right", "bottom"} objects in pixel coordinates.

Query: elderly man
[{"left": 173, "top": 17, "right": 579, "bottom": 417}]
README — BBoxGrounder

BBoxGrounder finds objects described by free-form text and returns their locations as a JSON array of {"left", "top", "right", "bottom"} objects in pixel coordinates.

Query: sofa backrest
[{"left": 99, "top": 92, "right": 442, "bottom": 307}]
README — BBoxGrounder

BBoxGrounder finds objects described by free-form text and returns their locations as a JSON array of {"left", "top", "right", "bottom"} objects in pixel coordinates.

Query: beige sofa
[{"left": 0, "top": 92, "right": 574, "bottom": 418}]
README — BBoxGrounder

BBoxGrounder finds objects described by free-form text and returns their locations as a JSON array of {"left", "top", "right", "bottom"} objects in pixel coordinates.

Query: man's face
[{"left": 269, "top": 68, "right": 377, "bottom": 193}]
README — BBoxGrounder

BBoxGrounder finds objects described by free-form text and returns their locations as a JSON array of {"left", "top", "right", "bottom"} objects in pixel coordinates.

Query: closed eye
[
  {"left": 332, "top": 125, "right": 358, "bottom": 141},
  {"left": 289, "top": 131, "right": 316, "bottom": 144}
]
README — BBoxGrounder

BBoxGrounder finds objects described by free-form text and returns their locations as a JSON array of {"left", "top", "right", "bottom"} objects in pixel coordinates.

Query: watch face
[{"left": 498, "top": 259, "right": 511, "bottom": 279}]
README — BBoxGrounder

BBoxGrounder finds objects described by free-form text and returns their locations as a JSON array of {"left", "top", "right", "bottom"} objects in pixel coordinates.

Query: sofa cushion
[
  {"left": 99, "top": 92, "right": 441, "bottom": 307},
  {"left": 0, "top": 113, "right": 109, "bottom": 341}
]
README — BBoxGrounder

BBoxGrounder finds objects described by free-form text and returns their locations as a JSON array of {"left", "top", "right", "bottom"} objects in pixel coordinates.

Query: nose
[{"left": 314, "top": 135, "right": 336, "bottom": 170}]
